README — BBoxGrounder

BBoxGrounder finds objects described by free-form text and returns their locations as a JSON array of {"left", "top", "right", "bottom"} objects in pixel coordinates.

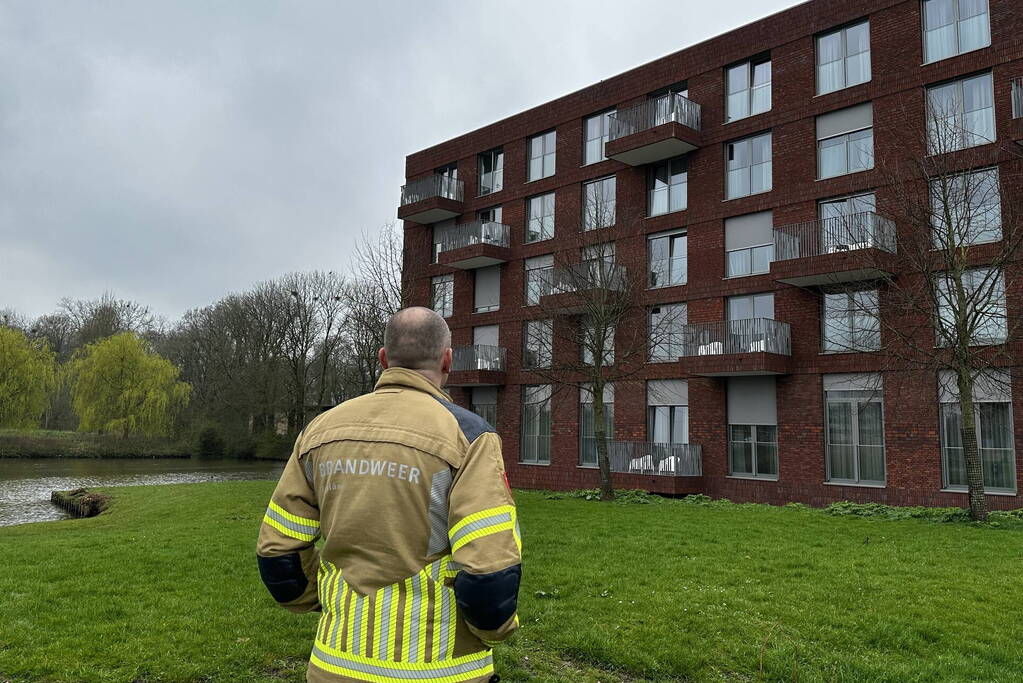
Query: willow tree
[
  {"left": 0, "top": 326, "right": 57, "bottom": 429},
  {"left": 68, "top": 332, "right": 190, "bottom": 438}
]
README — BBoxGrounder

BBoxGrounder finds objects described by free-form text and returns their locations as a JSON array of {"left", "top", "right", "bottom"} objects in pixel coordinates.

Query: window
[
  {"left": 819, "top": 193, "right": 880, "bottom": 251},
  {"left": 935, "top": 267, "right": 1007, "bottom": 346},
  {"left": 432, "top": 219, "right": 456, "bottom": 264},
  {"left": 583, "top": 177, "right": 616, "bottom": 230},
  {"left": 923, "top": 0, "right": 990, "bottom": 64},
  {"left": 817, "top": 103, "right": 874, "bottom": 179},
  {"left": 472, "top": 325, "right": 501, "bottom": 370},
  {"left": 648, "top": 380, "right": 689, "bottom": 444},
  {"left": 471, "top": 387, "right": 497, "bottom": 427},
  {"left": 726, "top": 56, "right": 771, "bottom": 122},
  {"left": 726, "top": 133, "right": 772, "bottom": 199},
  {"left": 478, "top": 148, "right": 504, "bottom": 196},
  {"left": 523, "top": 319, "right": 553, "bottom": 368},
  {"left": 725, "top": 211, "right": 773, "bottom": 277},
  {"left": 649, "top": 303, "right": 687, "bottom": 361},
  {"left": 648, "top": 230, "right": 687, "bottom": 288},
  {"left": 825, "top": 374, "right": 885, "bottom": 485},
  {"left": 728, "top": 293, "right": 774, "bottom": 321},
  {"left": 940, "top": 369, "right": 1015, "bottom": 492},
  {"left": 817, "top": 20, "right": 871, "bottom": 94},
  {"left": 648, "top": 157, "right": 688, "bottom": 216},
  {"left": 528, "top": 131, "right": 556, "bottom": 181},
  {"left": 584, "top": 110, "right": 615, "bottom": 165},
  {"left": 474, "top": 266, "right": 501, "bottom": 313},
  {"left": 526, "top": 193, "right": 555, "bottom": 243},
  {"left": 649, "top": 83, "right": 690, "bottom": 126},
  {"left": 930, "top": 168, "right": 1001, "bottom": 247},
  {"left": 524, "top": 255, "right": 553, "bottom": 306},
  {"left": 431, "top": 274, "right": 453, "bottom": 318},
  {"left": 581, "top": 316, "right": 614, "bottom": 366},
  {"left": 521, "top": 385, "right": 552, "bottom": 464},
  {"left": 927, "top": 73, "right": 994, "bottom": 153},
  {"left": 823, "top": 289, "right": 880, "bottom": 352},
  {"left": 727, "top": 377, "right": 778, "bottom": 479},
  {"left": 580, "top": 384, "right": 614, "bottom": 467}
]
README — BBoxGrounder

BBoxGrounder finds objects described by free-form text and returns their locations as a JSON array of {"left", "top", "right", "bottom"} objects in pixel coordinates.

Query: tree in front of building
[
  {"left": 0, "top": 326, "right": 57, "bottom": 429},
  {"left": 68, "top": 332, "right": 191, "bottom": 438}
]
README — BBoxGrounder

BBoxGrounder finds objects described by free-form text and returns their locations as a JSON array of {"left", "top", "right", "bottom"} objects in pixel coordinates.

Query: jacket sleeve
[
  {"left": 256, "top": 436, "right": 321, "bottom": 613},
  {"left": 447, "top": 431, "right": 522, "bottom": 644}
]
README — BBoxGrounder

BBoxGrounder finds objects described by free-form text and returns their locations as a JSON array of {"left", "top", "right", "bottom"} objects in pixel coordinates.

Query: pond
[{"left": 0, "top": 457, "right": 286, "bottom": 527}]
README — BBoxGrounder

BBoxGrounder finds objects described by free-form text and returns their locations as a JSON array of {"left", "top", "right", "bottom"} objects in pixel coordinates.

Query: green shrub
[
  {"left": 825, "top": 501, "right": 970, "bottom": 523},
  {"left": 196, "top": 427, "right": 226, "bottom": 459}
]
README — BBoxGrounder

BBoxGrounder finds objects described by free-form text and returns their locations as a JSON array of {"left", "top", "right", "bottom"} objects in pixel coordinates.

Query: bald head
[{"left": 383, "top": 307, "right": 452, "bottom": 371}]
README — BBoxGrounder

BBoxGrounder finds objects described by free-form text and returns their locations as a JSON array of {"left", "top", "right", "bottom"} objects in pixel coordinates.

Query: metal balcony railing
[
  {"left": 538, "top": 261, "right": 627, "bottom": 295},
  {"left": 439, "top": 221, "right": 511, "bottom": 253},
  {"left": 451, "top": 345, "right": 506, "bottom": 372},
  {"left": 400, "top": 174, "right": 464, "bottom": 206},
  {"left": 773, "top": 212, "right": 897, "bottom": 262},
  {"left": 679, "top": 318, "right": 791, "bottom": 357},
  {"left": 608, "top": 93, "right": 702, "bottom": 142},
  {"left": 1012, "top": 78, "right": 1023, "bottom": 120},
  {"left": 606, "top": 441, "right": 702, "bottom": 476}
]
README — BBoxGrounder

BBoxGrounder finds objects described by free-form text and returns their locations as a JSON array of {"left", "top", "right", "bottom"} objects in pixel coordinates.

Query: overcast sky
[{"left": 0, "top": 0, "right": 802, "bottom": 322}]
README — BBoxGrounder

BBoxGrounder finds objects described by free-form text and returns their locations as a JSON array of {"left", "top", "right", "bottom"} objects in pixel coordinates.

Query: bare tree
[
  {"left": 59, "top": 292, "right": 155, "bottom": 347},
  {"left": 801, "top": 94, "right": 1022, "bottom": 520}
]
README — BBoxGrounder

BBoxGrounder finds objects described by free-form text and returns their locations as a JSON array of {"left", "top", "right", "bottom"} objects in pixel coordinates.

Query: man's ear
[
  {"left": 440, "top": 347, "right": 453, "bottom": 375},
  {"left": 378, "top": 347, "right": 389, "bottom": 369}
]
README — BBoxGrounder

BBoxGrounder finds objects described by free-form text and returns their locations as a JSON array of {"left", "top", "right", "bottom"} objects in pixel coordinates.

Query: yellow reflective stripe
[
  {"left": 261, "top": 514, "right": 318, "bottom": 542},
  {"left": 316, "top": 562, "right": 330, "bottom": 643},
  {"left": 360, "top": 593, "right": 370, "bottom": 657},
  {"left": 346, "top": 584, "right": 357, "bottom": 652},
  {"left": 431, "top": 581, "right": 443, "bottom": 663},
  {"left": 400, "top": 576, "right": 414, "bottom": 662},
  {"left": 310, "top": 641, "right": 493, "bottom": 683},
  {"left": 268, "top": 500, "right": 319, "bottom": 527},
  {"left": 448, "top": 505, "right": 513, "bottom": 538},
  {"left": 451, "top": 520, "right": 515, "bottom": 553},
  {"left": 387, "top": 581, "right": 400, "bottom": 659},
  {"left": 416, "top": 574, "right": 429, "bottom": 663}
]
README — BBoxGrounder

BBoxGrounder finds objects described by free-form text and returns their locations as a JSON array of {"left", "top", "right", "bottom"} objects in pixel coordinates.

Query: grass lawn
[
  {"left": 0, "top": 429, "right": 191, "bottom": 458},
  {"left": 0, "top": 484, "right": 1021, "bottom": 682}
]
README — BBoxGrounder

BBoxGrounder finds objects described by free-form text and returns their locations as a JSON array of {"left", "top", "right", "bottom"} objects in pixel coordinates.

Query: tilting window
[
  {"left": 817, "top": 103, "right": 874, "bottom": 179},
  {"left": 726, "top": 133, "right": 772, "bottom": 199},
  {"left": 817, "top": 20, "right": 871, "bottom": 94},
  {"left": 725, "top": 211, "right": 773, "bottom": 277},
  {"left": 648, "top": 158, "right": 688, "bottom": 216},
  {"left": 528, "top": 131, "right": 556, "bottom": 181},
  {"left": 648, "top": 231, "right": 687, "bottom": 288},
  {"left": 726, "top": 57, "right": 771, "bottom": 122}
]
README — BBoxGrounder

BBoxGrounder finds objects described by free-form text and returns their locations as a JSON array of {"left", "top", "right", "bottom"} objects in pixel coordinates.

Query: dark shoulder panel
[{"left": 434, "top": 397, "right": 495, "bottom": 443}]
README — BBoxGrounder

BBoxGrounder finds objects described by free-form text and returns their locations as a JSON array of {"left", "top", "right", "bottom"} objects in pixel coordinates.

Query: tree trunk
[
  {"left": 957, "top": 372, "right": 987, "bottom": 521},
  {"left": 592, "top": 384, "right": 615, "bottom": 502}
]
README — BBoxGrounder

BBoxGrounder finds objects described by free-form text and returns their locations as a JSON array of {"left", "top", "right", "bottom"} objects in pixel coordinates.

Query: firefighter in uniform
[{"left": 256, "top": 307, "right": 521, "bottom": 683}]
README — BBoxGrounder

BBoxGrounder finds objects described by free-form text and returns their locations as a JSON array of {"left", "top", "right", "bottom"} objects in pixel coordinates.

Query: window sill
[
  {"left": 823, "top": 480, "right": 886, "bottom": 489},
  {"left": 648, "top": 282, "right": 689, "bottom": 290},
  {"left": 723, "top": 189, "right": 772, "bottom": 202},
  {"left": 941, "top": 487, "right": 1017, "bottom": 497},
  {"left": 818, "top": 349, "right": 877, "bottom": 355},
  {"left": 813, "top": 80, "right": 872, "bottom": 98},
  {"left": 474, "top": 308, "right": 499, "bottom": 314},
  {"left": 723, "top": 110, "right": 772, "bottom": 125},
  {"left": 518, "top": 461, "right": 551, "bottom": 467},
  {"left": 920, "top": 42, "right": 991, "bottom": 67},
  {"left": 816, "top": 166, "right": 873, "bottom": 182},
  {"left": 476, "top": 190, "right": 504, "bottom": 200},
  {"left": 722, "top": 272, "right": 770, "bottom": 280},
  {"left": 726, "top": 475, "right": 779, "bottom": 482},
  {"left": 577, "top": 464, "right": 599, "bottom": 470},
  {"left": 646, "top": 209, "right": 687, "bottom": 220}
]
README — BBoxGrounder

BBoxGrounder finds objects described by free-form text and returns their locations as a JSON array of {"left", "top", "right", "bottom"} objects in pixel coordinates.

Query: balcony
[
  {"left": 771, "top": 212, "right": 897, "bottom": 287},
  {"left": 537, "top": 262, "right": 627, "bottom": 314},
  {"left": 397, "top": 175, "right": 464, "bottom": 224},
  {"left": 446, "top": 345, "right": 506, "bottom": 387},
  {"left": 437, "top": 221, "right": 512, "bottom": 270},
  {"left": 679, "top": 318, "right": 792, "bottom": 376},
  {"left": 607, "top": 441, "right": 702, "bottom": 477},
  {"left": 605, "top": 94, "right": 702, "bottom": 166}
]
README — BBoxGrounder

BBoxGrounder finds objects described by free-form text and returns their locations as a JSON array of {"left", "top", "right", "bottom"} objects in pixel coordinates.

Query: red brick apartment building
[{"left": 398, "top": 0, "right": 1023, "bottom": 507}]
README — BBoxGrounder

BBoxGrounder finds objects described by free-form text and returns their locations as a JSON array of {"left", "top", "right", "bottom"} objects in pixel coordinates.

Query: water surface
[{"left": 0, "top": 457, "right": 285, "bottom": 527}]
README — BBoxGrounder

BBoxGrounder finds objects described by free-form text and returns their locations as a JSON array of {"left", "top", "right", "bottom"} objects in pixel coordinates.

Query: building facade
[{"left": 398, "top": 0, "right": 1023, "bottom": 507}]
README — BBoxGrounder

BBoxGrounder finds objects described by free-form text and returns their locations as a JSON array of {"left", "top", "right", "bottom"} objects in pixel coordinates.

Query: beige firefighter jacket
[{"left": 257, "top": 367, "right": 521, "bottom": 683}]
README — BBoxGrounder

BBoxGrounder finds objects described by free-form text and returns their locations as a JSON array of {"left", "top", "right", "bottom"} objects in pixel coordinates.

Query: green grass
[
  {"left": 0, "top": 429, "right": 191, "bottom": 458},
  {"left": 1, "top": 484, "right": 1022, "bottom": 682}
]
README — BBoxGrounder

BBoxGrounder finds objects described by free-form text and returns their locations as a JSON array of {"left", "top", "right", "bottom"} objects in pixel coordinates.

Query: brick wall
[{"left": 400, "top": 0, "right": 1023, "bottom": 509}]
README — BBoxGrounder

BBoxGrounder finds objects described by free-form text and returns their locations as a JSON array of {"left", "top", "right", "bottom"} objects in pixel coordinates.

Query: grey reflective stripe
[
  {"left": 426, "top": 469, "right": 453, "bottom": 555},
  {"left": 352, "top": 593, "right": 365, "bottom": 655},
  {"left": 312, "top": 645, "right": 493, "bottom": 680},
  {"left": 303, "top": 457, "right": 315, "bottom": 485},
  {"left": 265, "top": 506, "right": 319, "bottom": 538},
  {"left": 438, "top": 585, "right": 454, "bottom": 660},
  {"left": 377, "top": 586, "right": 393, "bottom": 658},
  {"left": 449, "top": 511, "right": 513, "bottom": 548},
  {"left": 407, "top": 576, "right": 424, "bottom": 662}
]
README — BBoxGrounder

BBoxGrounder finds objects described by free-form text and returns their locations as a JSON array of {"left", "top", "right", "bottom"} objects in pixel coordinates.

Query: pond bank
[{"left": 0, "top": 429, "right": 191, "bottom": 459}]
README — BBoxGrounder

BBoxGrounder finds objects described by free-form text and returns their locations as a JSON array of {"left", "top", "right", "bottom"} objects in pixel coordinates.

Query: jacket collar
[{"left": 374, "top": 367, "right": 451, "bottom": 402}]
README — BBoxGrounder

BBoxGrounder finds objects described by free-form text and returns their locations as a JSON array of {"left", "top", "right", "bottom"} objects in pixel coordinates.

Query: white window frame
[
  {"left": 922, "top": 0, "right": 991, "bottom": 64},
  {"left": 726, "top": 56, "right": 772, "bottom": 122},
  {"left": 818, "top": 127, "right": 874, "bottom": 179}
]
